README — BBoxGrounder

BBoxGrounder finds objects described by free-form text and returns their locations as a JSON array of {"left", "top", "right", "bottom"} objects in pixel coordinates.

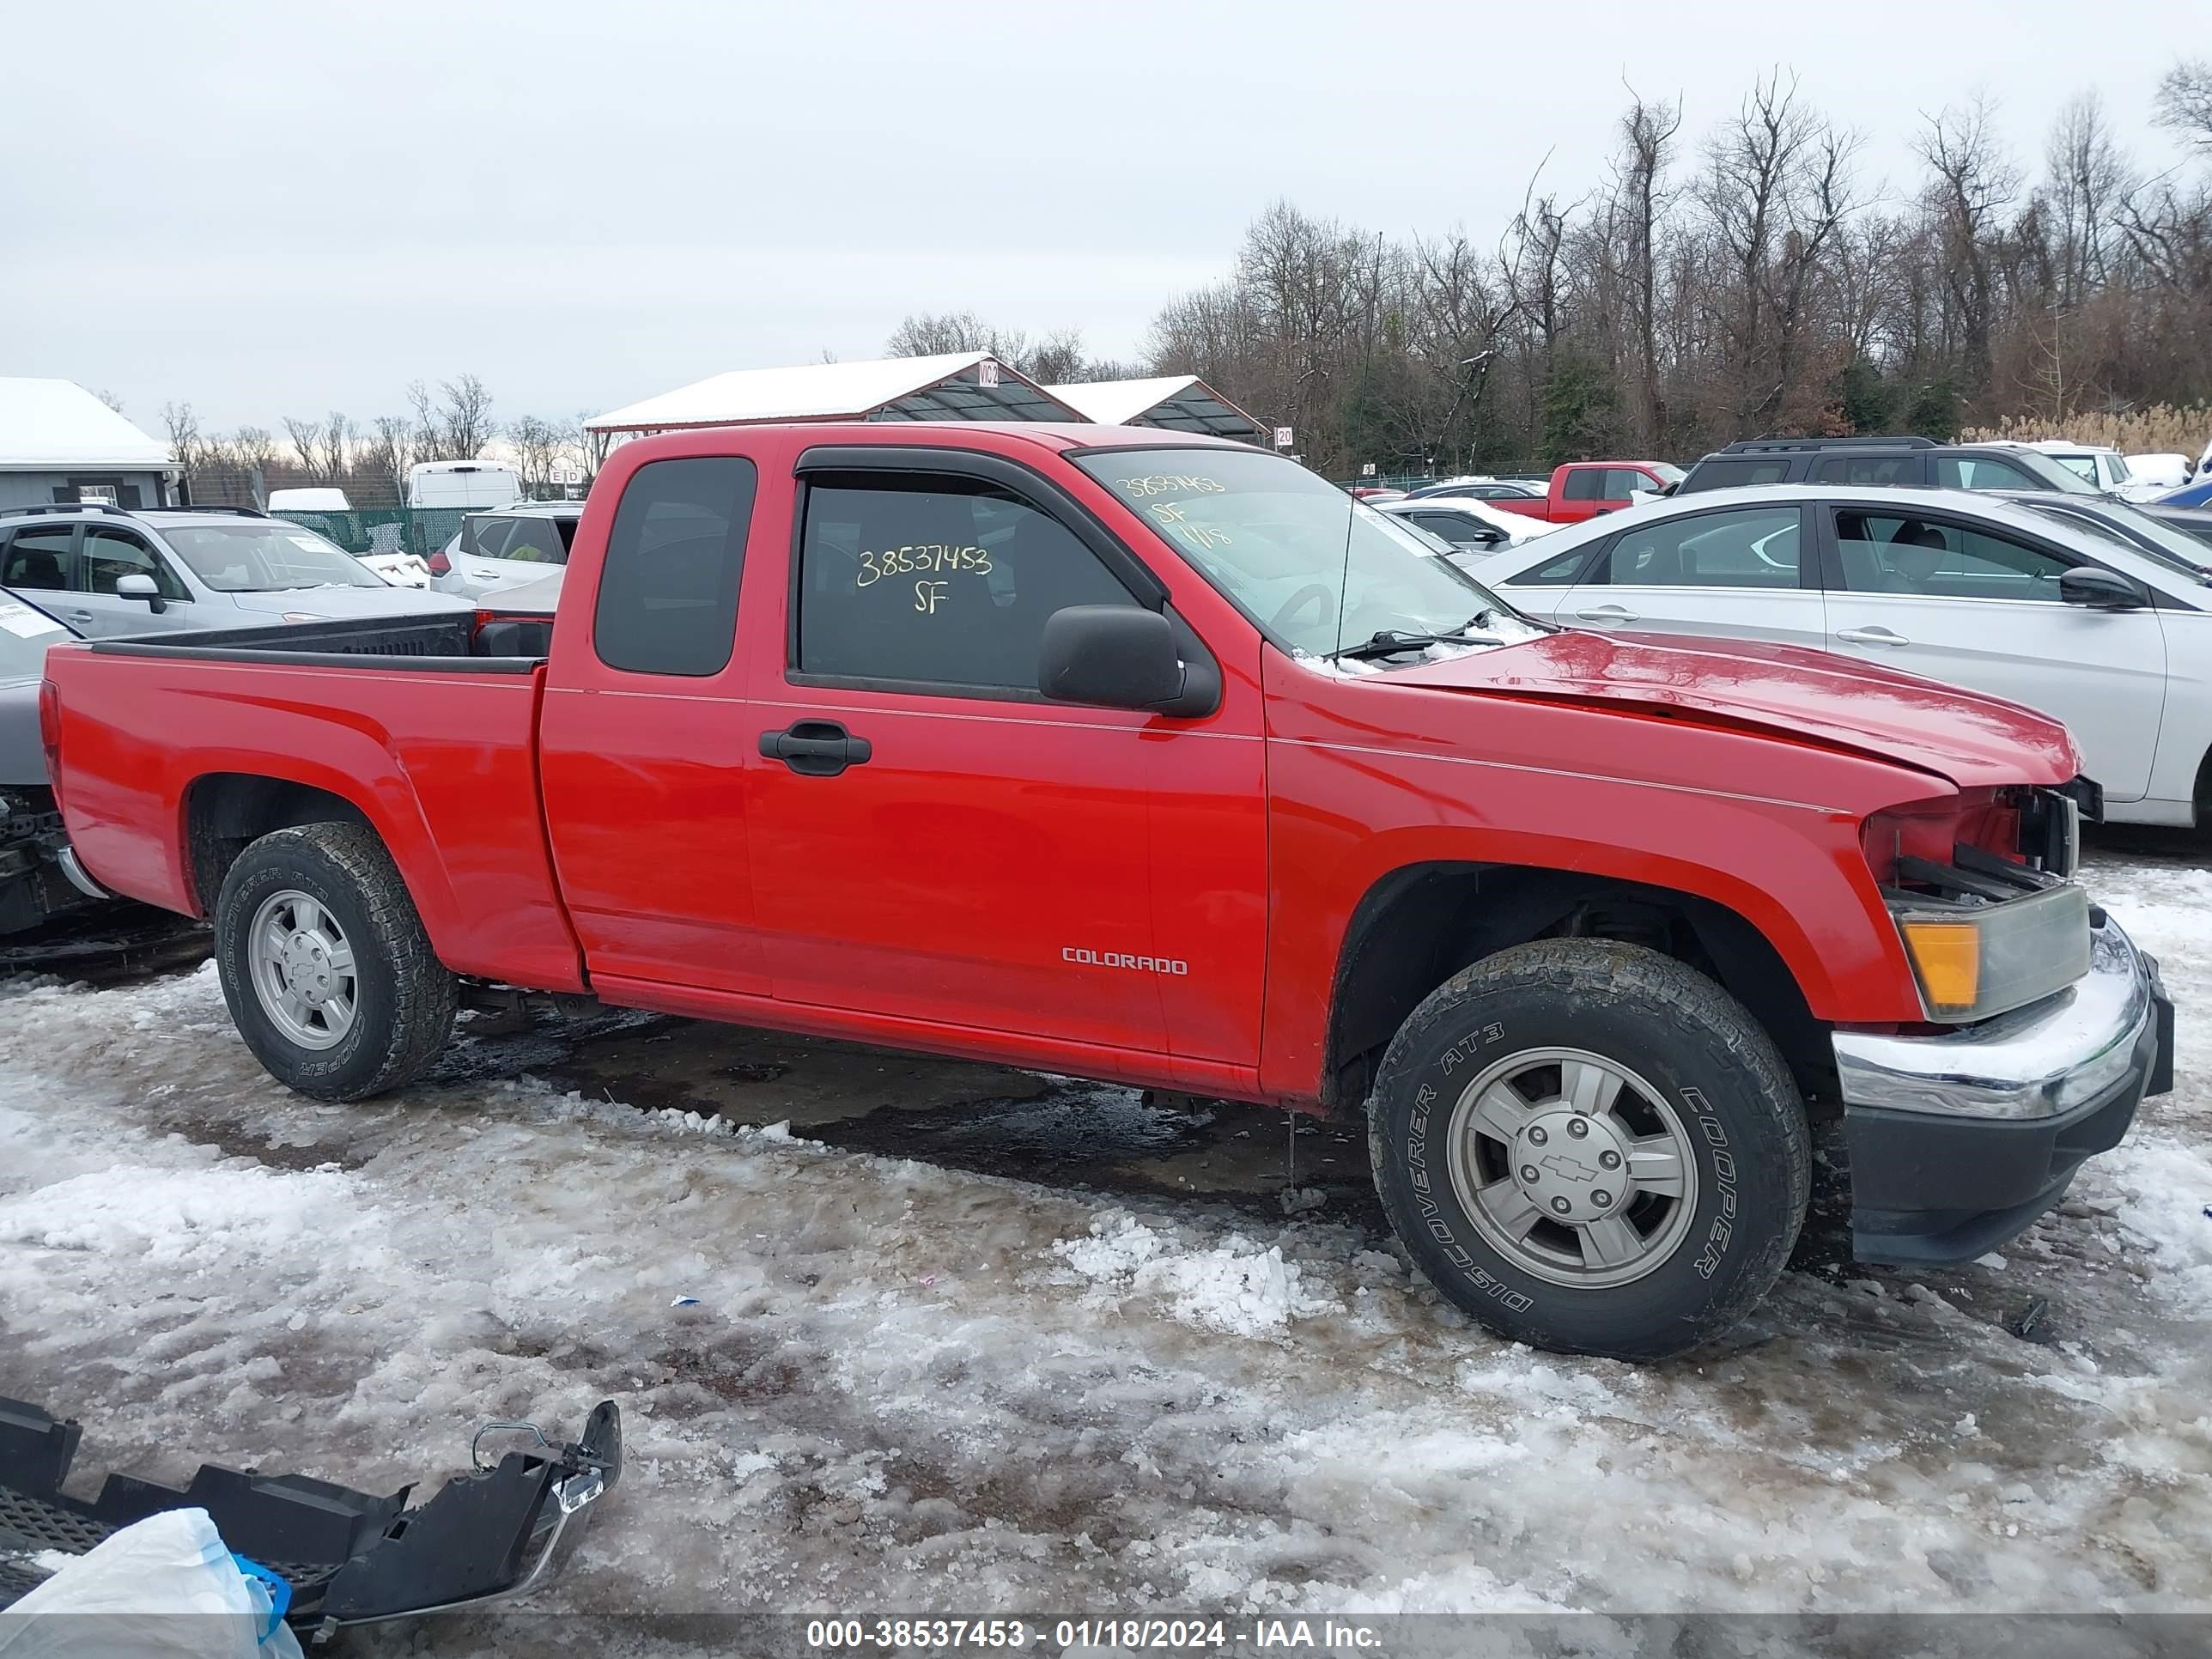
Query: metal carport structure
[
  {"left": 586, "top": 353, "right": 1081, "bottom": 438},
  {"left": 1043, "top": 376, "right": 1269, "bottom": 444}
]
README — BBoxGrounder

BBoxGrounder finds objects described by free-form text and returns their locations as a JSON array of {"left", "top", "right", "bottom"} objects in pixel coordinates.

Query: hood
[
  {"left": 1386, "top": 629, "right": 2077, "bottom": 790},
  {"left": 226, "top": 586, "right": 472, "bottom": 620}
]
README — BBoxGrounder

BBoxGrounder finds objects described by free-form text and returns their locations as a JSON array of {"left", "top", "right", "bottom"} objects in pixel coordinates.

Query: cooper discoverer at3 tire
[{"left": 1368, "top": 939, "right": 1811, "bottom": 1361}]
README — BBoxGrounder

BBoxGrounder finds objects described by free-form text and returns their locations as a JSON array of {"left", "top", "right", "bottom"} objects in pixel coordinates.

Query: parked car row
[{"left": 1470, "top": 482, "right": 2212, "bottom": 826}]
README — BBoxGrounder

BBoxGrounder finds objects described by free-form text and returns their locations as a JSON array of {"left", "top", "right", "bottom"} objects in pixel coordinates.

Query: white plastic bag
[{"left": 0, "top": 1507, "right": 303, "bottom": 1659}]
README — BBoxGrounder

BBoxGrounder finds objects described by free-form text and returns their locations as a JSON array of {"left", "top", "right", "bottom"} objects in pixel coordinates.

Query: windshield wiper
[{"left": 1332, "top": 611, "right": 1500, "bottom": 661}]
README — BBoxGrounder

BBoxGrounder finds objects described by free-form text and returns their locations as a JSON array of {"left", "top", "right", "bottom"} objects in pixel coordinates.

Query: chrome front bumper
[
  {"left": 1835, "top": 915, "right": 2159, "bottom": 1121},
  {"left": 1832, "top": 914, "right": 2172, "bottom": 1264}
]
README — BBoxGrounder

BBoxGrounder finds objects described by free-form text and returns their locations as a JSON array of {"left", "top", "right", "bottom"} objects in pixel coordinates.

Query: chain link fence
[{"left": 261, "top": 507, "right": 466, "bottom": 560}]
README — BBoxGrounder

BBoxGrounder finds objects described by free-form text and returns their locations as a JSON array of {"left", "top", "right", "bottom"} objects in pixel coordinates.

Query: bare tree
[
  {"left": 2155, "top": 58, "right": 2212, "bottom": 155},
  {"left": 92, "top": 388, "right": 126, "bottom": 415},
  {"left": 1914, "top": 96, "right": 2022, "bottom": 409},
  {"left": 282, "top": 416, "right": 323, "bottom": 478},
  {"left": 437, "top": 374, "right": 497, "bottom": 459},
  {"left": 159, "top": 400, "right": 201, "bottom": 465},
  {"left": 1614, "top": 92, "right": 1683, "bottom": 448},
  {"left": 317, "top": 413, "right": 356, "bottom": 484},
  {"left": 506, "top": 415, "right": 564, "bottom": 490}
]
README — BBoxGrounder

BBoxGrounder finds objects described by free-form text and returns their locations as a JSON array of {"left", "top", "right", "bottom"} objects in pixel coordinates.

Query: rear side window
[
  {"left": 1602, "top": 507, "right": 1802, "bottom": 588},
  {"left": 595, "top": 457, "right": 757, "bottom": 676},
  {"left": 1936, "top": 456, "right": 2040, "bottom": 490},
  {"left": 1507, "top": 544, "right": 1596, "bottom": 586},
  {"left": 795, "top": 474, "right": 1135, "bottom": 692},
  {"left": 1685, "top": 458, "right": 1792, "bottom": 491},
  {"left": 1, "top": 526, "right": 73, "bottom": 590},
  {"left": 1561, "top": 469, "right": 1602, "bottom": 501},
  {"left": 1812, "top": 454, "right": 1918, "bottom": 486}
]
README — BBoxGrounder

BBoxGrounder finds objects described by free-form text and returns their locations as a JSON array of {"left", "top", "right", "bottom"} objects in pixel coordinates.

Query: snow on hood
[{"left": 1384, "top": 628, "right": 2079, "bottom": 790}]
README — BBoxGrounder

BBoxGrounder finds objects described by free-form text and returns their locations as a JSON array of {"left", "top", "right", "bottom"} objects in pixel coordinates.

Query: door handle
[
  {"left": 1836, "top": 625, "right": 1910, "bottom": 646},
  {"left": 1576, "top": 605, "right": 1637, "bottom": 623},
  {"left": 759, "top": 720, "right": 872, "bottom": 777}
]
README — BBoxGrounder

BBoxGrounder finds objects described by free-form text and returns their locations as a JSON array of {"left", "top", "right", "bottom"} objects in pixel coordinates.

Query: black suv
[{"left": 1675, "top": 436, "right": 2103, "bottom": 497}]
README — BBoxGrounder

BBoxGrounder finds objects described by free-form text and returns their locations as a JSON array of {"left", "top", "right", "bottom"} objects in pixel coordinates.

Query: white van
[
  {"left": 405, "top": 460, "right": 522, "bottom": 511},
  {"left": 265, "top": 487, "right": 352, "bottom": 512}
]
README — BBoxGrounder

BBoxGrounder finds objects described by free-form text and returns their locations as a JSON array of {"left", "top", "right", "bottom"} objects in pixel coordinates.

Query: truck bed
[
  {"left": 85, "top": 611, "right": 553, "bottom": 667},
  {"left": 43, "top": 616, "right": 585, "bottom": 992}
]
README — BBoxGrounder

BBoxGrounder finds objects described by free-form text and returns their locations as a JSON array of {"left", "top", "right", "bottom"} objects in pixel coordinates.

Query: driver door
[{"left": 744, "top": 464, "right": 1178, "bottom": 1053}]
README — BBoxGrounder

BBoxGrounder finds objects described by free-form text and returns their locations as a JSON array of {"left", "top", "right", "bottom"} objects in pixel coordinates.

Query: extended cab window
[
  {"left": 596, "top": 457, "right": 757, "bottom": 676},
  {"left": 1561, "top": 469, "right": 1602, "bottom": 501},
  {"left": 795, "top": 475, "right": 1134, "bottom": 691}
]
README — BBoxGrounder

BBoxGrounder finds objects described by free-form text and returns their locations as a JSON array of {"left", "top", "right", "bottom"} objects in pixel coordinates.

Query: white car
[
  {"left": 1381, "top": 495, "right": 1556, "bottom": 557},
  {"left": 428, "top": 502, "right": 582, "bottom": 599},
  {"left": 1998, "top": 440, "right": 2167, "bottom": 501},
  {"left": 2126, "top": 453, "right": 2192, "bottom": 493},
  {"left": 1475, "top": 483, "right": 2212, "bottom": 825}
]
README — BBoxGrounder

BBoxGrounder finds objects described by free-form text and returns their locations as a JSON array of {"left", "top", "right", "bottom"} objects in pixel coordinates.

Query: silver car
[
  {"left": 0, "top": 593, "right": 102, "bottom": 933},
  {"left": 428, "top": 502, "right": 583, "bottom": 600},
  {"left": 0, "top": 506, "right": 470, "bottom": 637}
]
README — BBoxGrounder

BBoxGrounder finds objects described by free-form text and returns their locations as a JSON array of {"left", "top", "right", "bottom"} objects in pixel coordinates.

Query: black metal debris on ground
[{"left": 0, "top": 1395, "right": 621, "bottom": 1641}]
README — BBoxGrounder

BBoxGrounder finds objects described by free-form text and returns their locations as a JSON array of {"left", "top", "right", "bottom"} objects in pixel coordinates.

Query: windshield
[
  {"left": 2019, "top": 452, "right": 2100, "bottom": 494},
  {"left": 160, "top": 522, "right": 388, "bottom": 592},
  {"left": 1073, "top": 447, "right": 1543, "bottom": 663},
  {"left": 1649, "top": 463, "right": 1686, "bottom": 484},
  {"left": 2032, "top": 501, "right": 2212, "bottom": 578},
  {"left": 0, "top": 597, "right": 69, "bottom": 678}
]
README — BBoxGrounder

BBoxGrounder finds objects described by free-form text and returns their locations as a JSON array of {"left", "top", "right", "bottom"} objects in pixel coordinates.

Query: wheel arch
[{"left": 1321, "top": 860, "right": 1832, "bottom": 1115}]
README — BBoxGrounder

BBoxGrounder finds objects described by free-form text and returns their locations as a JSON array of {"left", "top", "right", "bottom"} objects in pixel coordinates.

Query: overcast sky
[{"left": 3, "top": 0, "right": 2196, "bottom": 434}]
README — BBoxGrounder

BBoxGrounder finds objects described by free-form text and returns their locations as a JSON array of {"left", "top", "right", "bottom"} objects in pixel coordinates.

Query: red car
[{"left": 41, "top": 422, "right": 2167, "bottom": 1360}]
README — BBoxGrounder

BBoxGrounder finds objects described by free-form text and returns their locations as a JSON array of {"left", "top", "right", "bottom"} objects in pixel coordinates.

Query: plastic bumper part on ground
[
  {"left": 0, "top": 1395, "right": 621, "bottom": 1636},
  {"left": 1832, "top": 914, "right": 2172, "bottom": 1266}
]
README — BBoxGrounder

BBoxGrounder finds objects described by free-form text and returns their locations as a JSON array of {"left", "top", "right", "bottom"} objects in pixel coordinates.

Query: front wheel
[
  {"left": 215, "top": 823, "right": 456, "bottom": 1102},
  {"left": 1368, "top": 939, "right": 1809, "bottom": 1361}
]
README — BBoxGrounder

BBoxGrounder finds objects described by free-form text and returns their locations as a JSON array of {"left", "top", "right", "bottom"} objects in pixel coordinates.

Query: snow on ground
[{"left": 1, "top": 842, "right": 2209, "bottom": 1650}]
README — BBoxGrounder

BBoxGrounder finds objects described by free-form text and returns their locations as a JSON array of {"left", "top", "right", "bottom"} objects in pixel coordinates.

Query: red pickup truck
[
  {"left": 1490, "top": 460, "right": 1683, "bottom": 524},
  {"left": 40, "top": 423, "right": 2168, "bottom": 1361}
]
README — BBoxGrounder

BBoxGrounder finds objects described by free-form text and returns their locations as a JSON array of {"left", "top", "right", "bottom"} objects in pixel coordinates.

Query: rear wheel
[
  {"left": 215, "top": 823, "right": 455, "bottom": 1101},
  {"left": 1368, "top": 939, "right": 1810, "bottom": 1360}
]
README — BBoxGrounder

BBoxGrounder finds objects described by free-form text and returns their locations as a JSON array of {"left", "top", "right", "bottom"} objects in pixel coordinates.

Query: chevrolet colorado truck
[
  {"left": 1487, "top": 459, "right": 1685, "bottom": 524},
  {"left": 40, "top": 422, "right": 2171, "bottom": 1361}
]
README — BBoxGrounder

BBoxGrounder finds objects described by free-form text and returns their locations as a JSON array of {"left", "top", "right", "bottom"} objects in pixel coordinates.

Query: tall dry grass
[{"left": 1959, "top": 404, "right": 2212, "bottom": 457}]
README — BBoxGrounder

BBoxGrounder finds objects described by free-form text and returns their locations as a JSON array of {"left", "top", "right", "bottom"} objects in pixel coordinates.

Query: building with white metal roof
[
  {"left": 586, "top": 352, "right": 1081, "bottom": 436},
  {"left": 1045, "top": 375, "right": 1268, "bottom": 444},
  {"left": 0, "top": 379, "right": 179, "bottom": 511}
]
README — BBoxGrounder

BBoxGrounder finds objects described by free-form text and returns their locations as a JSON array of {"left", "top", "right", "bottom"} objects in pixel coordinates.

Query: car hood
[
  {"left": 225, "top": 586, "right": 472, "bottom": 619},
  {"left": 1386, "top": 628, "right": 2078, "bottom": 789}
]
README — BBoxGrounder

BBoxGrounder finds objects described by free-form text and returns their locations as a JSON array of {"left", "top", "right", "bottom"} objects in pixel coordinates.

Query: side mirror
[
  {"left": 1038, "top": 605, "right": 1200, "bottom": 714},
  {"left": 2059, "top": 567, "right": 2145, "bottom": 610},
  {"left": 114, "top": 573, "right": 167, "bottom": 614}
]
